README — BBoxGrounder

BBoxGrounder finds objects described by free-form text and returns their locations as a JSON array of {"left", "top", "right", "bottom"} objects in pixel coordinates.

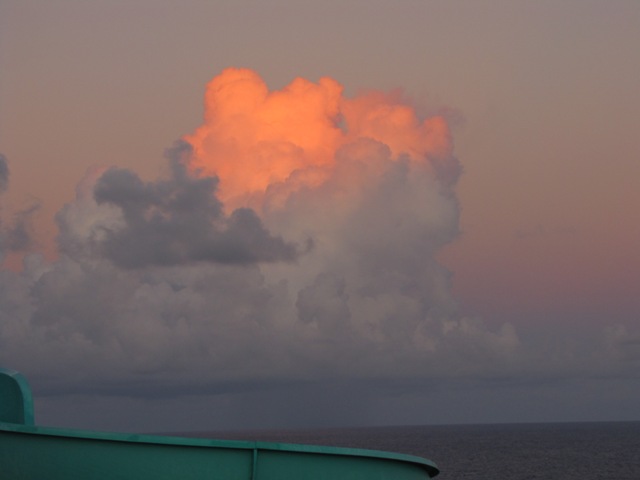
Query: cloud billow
[
  {"left": 0, "top": 154, "right": 9, "bottom": 195},
  {"left": 1, "top": 70, "right": 636, "bottom": 417},
  {"left": 0, "top": 154, "right": 38, "bottom": 257},
  {"left": 87, "top": 143, "right": 299, "bottom": 268}
]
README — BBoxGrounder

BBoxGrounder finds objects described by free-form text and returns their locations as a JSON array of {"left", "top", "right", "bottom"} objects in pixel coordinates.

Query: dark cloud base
[{"left": 91, "top": 142, "right": 300, "bottom": 268}]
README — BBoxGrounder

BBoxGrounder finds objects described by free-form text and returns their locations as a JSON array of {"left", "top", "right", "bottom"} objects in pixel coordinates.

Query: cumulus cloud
[
  {"left": 0, "top": 154, "right": 8, "bottom": 195},
  {"left": 0, "top": 154, "right": 38, "bottom": 257},
  {"left": 87, "top": 142, "right": 299, "bottom": 268},
  {"left": 0, "top": 71, "right": 634, "bottom": 415}
]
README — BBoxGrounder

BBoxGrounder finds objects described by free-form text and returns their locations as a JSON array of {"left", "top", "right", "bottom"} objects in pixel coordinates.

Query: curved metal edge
[
  {"left": 0, "top": 421, "right": 439, "bottom": 477},
  {"left": 253, "top": 440, "right": 439, "bottom": 476},
  {"left": 0, "top": 367, "right": 35, "bottom": 425},
  {"left": 0, "top": 367, "right": 439, "bottom": 477}
]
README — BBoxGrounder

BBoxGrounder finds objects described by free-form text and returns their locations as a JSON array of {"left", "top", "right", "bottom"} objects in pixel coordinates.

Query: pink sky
[{"left": 0, "top": 1, "right": 639, "bottom": 431}]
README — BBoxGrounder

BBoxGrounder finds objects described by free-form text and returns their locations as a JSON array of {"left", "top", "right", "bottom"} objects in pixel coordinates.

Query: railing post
[
  {"left": 0, "top": 368, "right": 35, "bottom": 425},
  {"left": 251, "top": 446, "right": 259, "bottom": 480}
]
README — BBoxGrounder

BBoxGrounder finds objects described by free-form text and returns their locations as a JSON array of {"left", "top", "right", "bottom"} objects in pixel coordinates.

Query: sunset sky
[{"left": 1, "top": 1, "right": 639, "bottom": 433}]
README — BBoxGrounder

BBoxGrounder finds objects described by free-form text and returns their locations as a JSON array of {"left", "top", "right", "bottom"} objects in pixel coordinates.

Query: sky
[{"left": 0, "top": 0, "right": 639, "bottom": 433}]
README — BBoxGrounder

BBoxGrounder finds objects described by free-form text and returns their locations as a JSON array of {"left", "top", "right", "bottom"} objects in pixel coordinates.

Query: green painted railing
[{"left": 0, "top": 368, "right": 439, "bottom": 479}]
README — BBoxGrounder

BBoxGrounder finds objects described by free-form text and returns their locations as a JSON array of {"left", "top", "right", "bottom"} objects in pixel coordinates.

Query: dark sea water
[{"left": 189, "top": 422, "right": 640, "bottom": 479}]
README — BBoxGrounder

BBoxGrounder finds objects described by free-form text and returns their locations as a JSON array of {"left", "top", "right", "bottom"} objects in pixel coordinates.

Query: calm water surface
[{"left": 186, "top": 422, "right": 640, "bottom": 479}]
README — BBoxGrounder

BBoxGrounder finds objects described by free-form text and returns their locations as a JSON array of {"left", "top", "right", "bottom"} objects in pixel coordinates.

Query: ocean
[{"left": 189, "top": 422, "right": 640, "bottom": 479}]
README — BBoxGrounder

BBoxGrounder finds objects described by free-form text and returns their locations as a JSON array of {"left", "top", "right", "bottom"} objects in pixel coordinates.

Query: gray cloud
[
  {"left": 0, "top": 154, "right": 38, "bottom": 256},
  {"left": 0, "top": 154, "right": 8, "bottom": 194},
  {"left": 87, "top": 142, "right": 299, "bottom": 268},
  {"left": 0, "top": 131, "right": 637, "bottom": 432},
  {"left": 0, "top": 137, "right": 521, "bottom": 394}
]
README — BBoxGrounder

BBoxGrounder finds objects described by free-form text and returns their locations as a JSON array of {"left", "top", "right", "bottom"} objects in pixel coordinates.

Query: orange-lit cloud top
[{"left": 184, "top": 68, "right": 455, "bottom": 211}]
